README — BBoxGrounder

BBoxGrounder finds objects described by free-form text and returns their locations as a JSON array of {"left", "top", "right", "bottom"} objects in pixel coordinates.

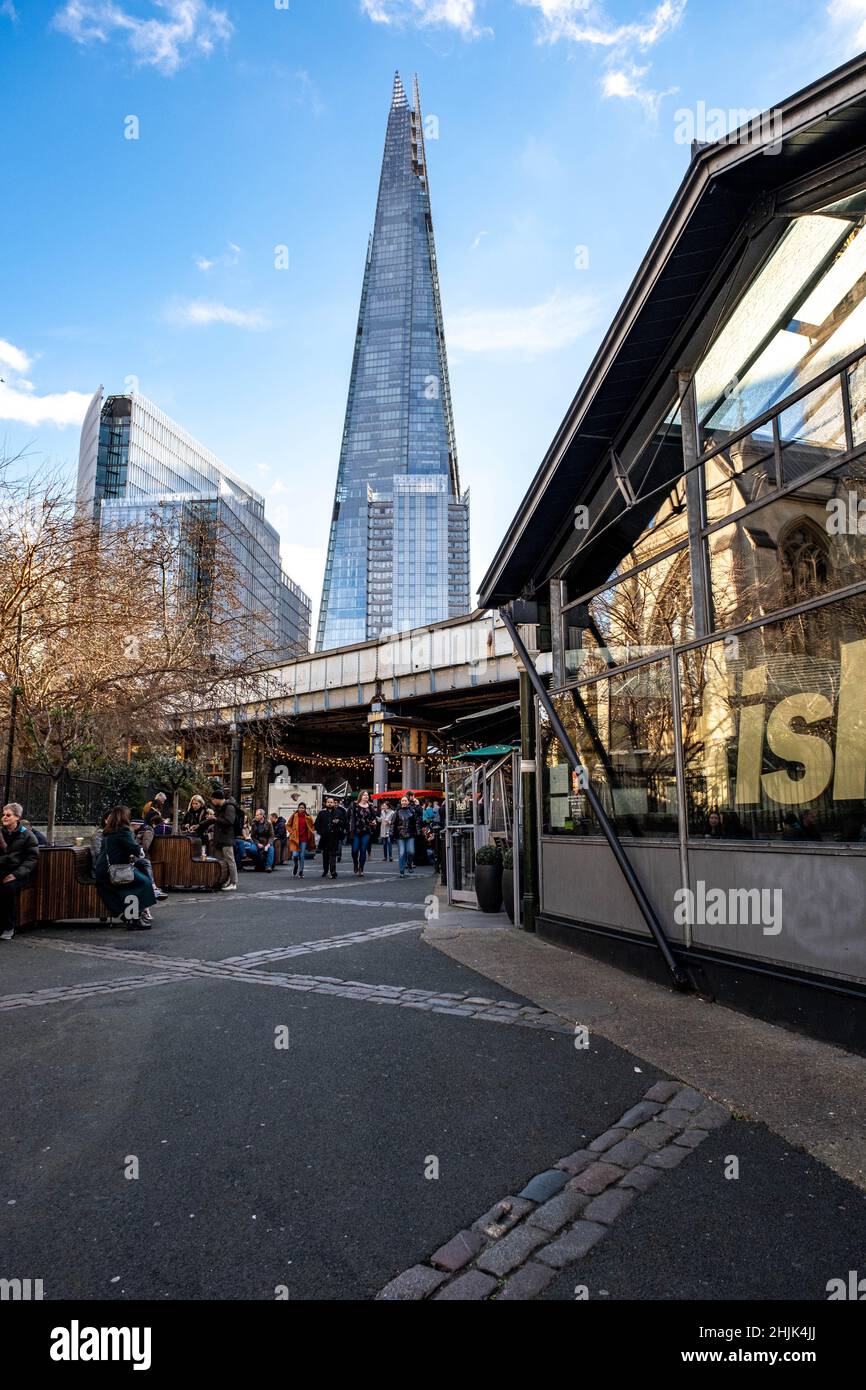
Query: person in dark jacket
[
  {"left": 394, "top": 796, "right": 420, "bottom": 878},
  {"left": 270, "top": 812, "right": 288, "bottom": 865},
  {"left": 142, "top": 791, "right": 170, "bottom": 822},
  {"left": 210, "top": 787, "right": 239, "bottom": 891},
  {"left": 314, "top": 797, "right": 347, "bottom": 880},
  {"left": 0, "top": 802, "right": 39, "bottom": 940},
  {"left": 347, "top": 791, "right": 378, "bottom": 877},
  {"left": 181, "top": 795, "right": 207, "bottom": 833},
  {"left": 250, "top": 808, "right": 275, "bottom": 872},
  {"left": 94, "top": 805, "right": 157, "bottom": 929}
]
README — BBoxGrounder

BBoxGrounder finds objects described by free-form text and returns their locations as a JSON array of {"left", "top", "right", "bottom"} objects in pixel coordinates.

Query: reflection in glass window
[
  {"left": 566, "top": 547, "right": 693, "bottom": 681},
  {"left": 709, "top": 460, "right": 866, "bottom": 630},
  {"left": 695, "top": 213, "right": 857, "bottom": 434},
  {"left": 681, "top": 592, "right": 866, "bottom": 841},
  {"left": 540, "top": 661, "right": 679, "bottom": 838}
]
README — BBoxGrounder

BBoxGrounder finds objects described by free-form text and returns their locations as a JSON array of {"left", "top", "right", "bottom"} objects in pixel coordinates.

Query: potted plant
[
  {"left": 474, "top": 843, "right": 503, "bottom": 913},
  {"left": 501, "top": 846, "right": 515, "bottom": 923}
]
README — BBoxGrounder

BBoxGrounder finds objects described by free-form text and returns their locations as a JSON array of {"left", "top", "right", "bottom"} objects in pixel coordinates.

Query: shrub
[{"left": 475, "top": 843, "right": 502, "bottom": 866}]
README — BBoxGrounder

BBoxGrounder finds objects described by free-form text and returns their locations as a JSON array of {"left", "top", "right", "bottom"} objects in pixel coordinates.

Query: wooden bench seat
[
  {"left": 16, "top": 846, "right": 109, "bottom": 929},
  {"left": 147, "top": 835, "right": 229, "bottom": 891}
]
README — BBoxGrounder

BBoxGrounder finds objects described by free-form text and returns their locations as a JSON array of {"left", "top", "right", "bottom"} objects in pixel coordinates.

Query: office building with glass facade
[
  {"left": 76, "top": 390, "right": 311, "bottom": 660},
  {"left": 482, "top": 56, "right": 866, "bottom": 1044},
  {"left": 316, "top": 73, "right": 470, "bottom": 651}
]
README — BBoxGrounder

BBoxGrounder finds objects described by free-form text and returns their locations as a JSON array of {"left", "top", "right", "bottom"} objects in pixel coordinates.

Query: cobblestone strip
[
  {"left": 0, "top": 971, "right": 194, "bottom": 1011},
  {"left": 376, "top": 1081, "right": 731, "bottom": 1300},
  {"left": 217, "top": 920, "right": 423, "bottom": 968},
  {"left": 247, "top": 892, "right": 414, "bottom": 910},
  {"left": 16, "top": 937, "right": 568, "bottom": 1031},
  {"left": 24, "top": 938, "right": 206, "bottom": 973}
]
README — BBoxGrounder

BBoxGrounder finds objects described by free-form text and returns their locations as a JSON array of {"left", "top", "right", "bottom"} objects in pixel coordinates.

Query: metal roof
[{"left": 480, "top": 53, "right": 866, "bottom": 607}]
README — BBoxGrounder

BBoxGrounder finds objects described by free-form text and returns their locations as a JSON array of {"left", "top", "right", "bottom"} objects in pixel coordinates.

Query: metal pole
[
  {"left": 499, "top": 607, "right": 691, "bottom": 990},
  {"left": 3, "top": 611, "right": 23, "bottom": 807}
]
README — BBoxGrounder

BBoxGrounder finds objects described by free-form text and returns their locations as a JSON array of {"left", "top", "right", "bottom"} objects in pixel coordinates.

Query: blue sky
[{"left": 2, "top": 0, "right": 865, "bottom": 631}]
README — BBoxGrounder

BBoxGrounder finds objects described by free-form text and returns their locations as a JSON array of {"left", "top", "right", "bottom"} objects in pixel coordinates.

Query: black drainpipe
[{"left": 498, "top": 606, "right": 692, "bottom": 993}]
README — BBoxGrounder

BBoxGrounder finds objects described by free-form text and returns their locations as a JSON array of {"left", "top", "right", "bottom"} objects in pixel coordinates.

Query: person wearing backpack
[{"left": 210, "top": 786, "right": 240, "bottom": 892}]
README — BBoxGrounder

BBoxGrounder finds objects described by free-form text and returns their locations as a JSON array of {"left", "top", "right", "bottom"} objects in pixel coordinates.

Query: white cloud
[
  {"left": 0, "top": 338, "right": 33, "bottom": 374},
  {"left": 53, "top": 0, "right": 233, "bottom": 75},
  {"left": 194, "top": 242, "right": 241, "bottom": 272},
  {"left": 447, "top": 288, "right": 601, "bottom": 356},
  {"left": 1, "top": 2, "right": 19, "bottom": 22},
  {"left": 470, "top": 230, "right": 489, "bottom": 250},
  {"left": 602, "top": 62, "right": 676, "bottom": 117},
  {"left": 165, "top": 299, "right": 270, "bottom": 330},
  {"left": 519, "top": 0, "right": 685, "bottom": 46},
  {"left": 518, "top": 0, "right": 685, "bottom": 116},
  {"left": 0, "top": 339, "right": 91, "bottom": 428},
  {"left": 828, "top": 0, "right": 866, "bottom": 51},
  {"left": 360, "top": 0, "right": 483, "bottom": 36}
]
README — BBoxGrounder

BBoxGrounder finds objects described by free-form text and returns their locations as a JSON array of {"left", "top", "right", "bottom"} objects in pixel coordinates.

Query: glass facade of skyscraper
[
  {"left": 76, "top": 390, "right": 311, "bottom": 661},
  {"left": 316, "top": 73, "right": 470, "bottom": 651}
]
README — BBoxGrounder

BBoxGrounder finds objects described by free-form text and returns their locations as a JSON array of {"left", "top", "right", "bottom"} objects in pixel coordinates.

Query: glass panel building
[
  {"left": 316, "top": 73, "right": 470, "bottom": 651},
  {"left": 480, "top": 56, "right": 866, "bottom": 1044},
  {"left": 76, "top": 389, "right": 311, "bottom": 661}
]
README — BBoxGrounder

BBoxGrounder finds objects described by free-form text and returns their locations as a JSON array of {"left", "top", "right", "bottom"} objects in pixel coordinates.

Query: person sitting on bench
[{"left": 0, "top": 802, "right": 39, "bottom": 941}]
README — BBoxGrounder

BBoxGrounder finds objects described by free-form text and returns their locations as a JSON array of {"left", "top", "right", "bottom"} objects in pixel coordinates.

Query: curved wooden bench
[
  {"left": 148, "top": 835, "right": 229, "bottom": 891},
  {"left": 15, "top": 846, "right": 109, "bottom": 929}
]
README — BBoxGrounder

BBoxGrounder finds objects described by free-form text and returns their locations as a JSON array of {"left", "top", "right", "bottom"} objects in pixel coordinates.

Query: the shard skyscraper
[{"left": 316, "top": 73, "right": 470, "bottom": 651}]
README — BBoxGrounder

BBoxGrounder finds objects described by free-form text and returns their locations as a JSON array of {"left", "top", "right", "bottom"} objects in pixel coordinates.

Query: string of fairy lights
[{"left": 270, "top": 750, "right": 450, "bottom": 775}]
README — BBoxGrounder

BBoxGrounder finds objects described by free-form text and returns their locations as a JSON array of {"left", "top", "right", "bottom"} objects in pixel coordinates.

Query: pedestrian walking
[
  {"left": 210, "top": 786, "right": 240, "bottom": 891},
  {"left": 314, "top": 797, "right": 347, "bottom": 879},
  {"left": 93, "top": 806, "right": 157, "bottom": 929},
  {"left": 348, "top": 790, "right": 378, "bottom": 877},
  {"left": 287, "top": 803, "right": 315, "bottom": 877},
  {"left": 379, "top": 801, "right": 395, "bottom": 861},
  {"left": 0, "top": 802, "right": 39, "bottom": 940},
  {"left": 394, "top": 795, "right": 420, "bottom": 878}
]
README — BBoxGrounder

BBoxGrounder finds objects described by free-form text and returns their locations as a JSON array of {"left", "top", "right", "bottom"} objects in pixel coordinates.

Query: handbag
[{"left": 108, "top": 860, "right": 136, "bottom": 885}]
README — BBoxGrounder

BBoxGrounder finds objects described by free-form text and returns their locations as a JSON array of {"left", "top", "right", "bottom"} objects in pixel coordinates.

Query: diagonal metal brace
[{"left": 498, "top": 606, "right": 692, "bottom": 992}]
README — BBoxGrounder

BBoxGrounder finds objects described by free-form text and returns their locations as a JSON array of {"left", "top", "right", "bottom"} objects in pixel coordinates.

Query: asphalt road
[{"left": 1, "top": 858, "right": 863, "bottom": 1301}]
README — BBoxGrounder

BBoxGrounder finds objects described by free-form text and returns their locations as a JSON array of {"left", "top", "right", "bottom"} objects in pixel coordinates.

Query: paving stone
[
  {"left": 646, "top": 1143, "right": 691, "bottom": 1170},
  {"left": 643, "top": 1080, "right": 681, "bottom": 1103},
  {"left": 589, "top": 1127, "right": 628, "bottom": 1153},
  {"left": 674, "top": 1128, "right": 709, "bottom": 1149},
  {"left": 631, "top": 1120, "right": 677, "bottom": 1151},
  {"left": 616, "top": 1101, "right": 662, "bottom": 1128},
  {"left": 657, "top": 1107, "right": 694, "bottom": 1129},
  {"left": 430, "top": 1229, "right": 486, "bottom": 1272},
  {"left": 556, "top": 1149, "right": 596, "bottom": 1176},
  {"left": 618, "top": 1164, "right": 663, "bottom": 1193},
  {"left": 693, "top": 1101, "right": 730, "bottom": 1130},
  {"left": 671, "top": 1087, "right": 705, "bottom": 1112},
  {"left": 495, "top": 1261, "right": 557, "bottom": 1300},
  {"left": 519, "top": 1169, "right": 569, "bottom": 1202},
  {"left": 472, "top": 1197, "right": 535, "bottom": 1238},
  {"left": 475, "top": 1223, "right": 548, "bottom": 1277},
  {"left": 535, "top": 1221, "right": 608, "bottom": 1268},
  {"left": 377, "top": 1264, "right": 448, "bottom": 1300},
  {"left": 583, "top": 1187, "right": 636, "bottom": 1224},
  {"left": 433, "top": 1270, "right": 498, "bottom": 1301},
  {"left": 567, "top": 1161, "right": 623, "bottom": 1195},
  {"left": 603, "top": 1136, "right": 651, "bottom": 1169},
  {"left": 527, "top": 1189, "right": 590, "bottom": 1233}
]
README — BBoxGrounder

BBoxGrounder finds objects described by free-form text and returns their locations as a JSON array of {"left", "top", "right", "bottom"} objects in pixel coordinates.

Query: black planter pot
[
  {"left": 502, "top": 866, "right": 514, "bottom": 923},
  {"left": 475, "top": 862, "right": 503, "bottom": 914}
]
